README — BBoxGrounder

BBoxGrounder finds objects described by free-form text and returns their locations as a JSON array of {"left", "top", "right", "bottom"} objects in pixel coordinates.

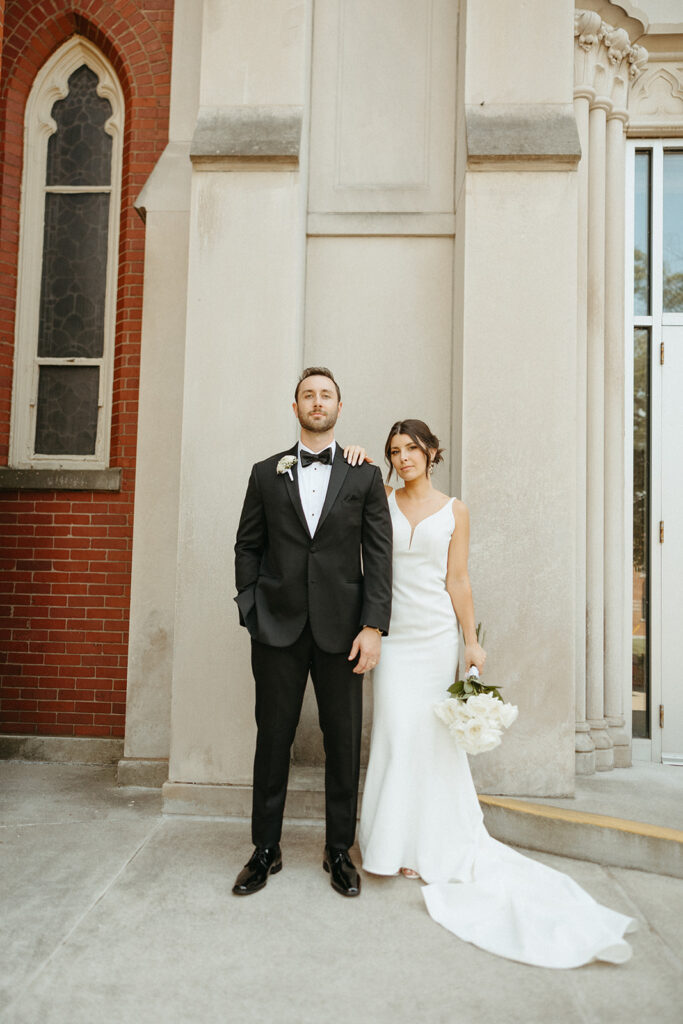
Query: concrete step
[
  {"left": 162, "top": 765, "right": 683, "bottom": 879},
  {"left": 479, "top": 794, "right": 683, "bottom": 879}
]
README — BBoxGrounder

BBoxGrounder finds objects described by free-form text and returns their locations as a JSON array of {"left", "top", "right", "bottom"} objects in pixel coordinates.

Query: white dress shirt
[{"left": 297, "top": 441, "right": 335, "bottom": 537}]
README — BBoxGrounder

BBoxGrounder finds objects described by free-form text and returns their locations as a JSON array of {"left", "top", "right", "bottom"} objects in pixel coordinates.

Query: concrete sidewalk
[{"left": 1, "top": 762, "right": 682, "bottom": 1024}]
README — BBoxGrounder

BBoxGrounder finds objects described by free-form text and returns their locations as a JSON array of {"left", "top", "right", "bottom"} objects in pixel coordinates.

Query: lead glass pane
[
  {"left": 37, "top": 192, "right": 109, "bottom": 358},
  {"left": 46, "top": 65, "right": 112, "bottom": 187},
  {"left": 663, "top": 150, "right": 683, "bottom": 312},
  {"left": 634, "top": 151, "right": 651, "bottom": 315},
  {"left": 34, "top": 366, "right": 99, "bottom": 455},
  {"left": 632, "top": 326, "right": 650, "bottom": 739}
]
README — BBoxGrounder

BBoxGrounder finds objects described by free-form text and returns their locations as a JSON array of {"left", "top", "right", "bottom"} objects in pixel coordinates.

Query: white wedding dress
[{"left": 359, "top": 489, "right": 636, "bottom": 968}]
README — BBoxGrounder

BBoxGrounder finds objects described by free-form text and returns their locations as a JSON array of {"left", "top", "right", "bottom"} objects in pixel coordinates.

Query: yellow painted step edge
[{"left": 478, "top": 794, "right": 683, "bottom": 843}]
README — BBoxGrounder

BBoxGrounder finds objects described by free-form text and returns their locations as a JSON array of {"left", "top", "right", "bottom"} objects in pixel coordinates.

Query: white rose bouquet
[{"left": 434, "top": 665, "right": 518, "bottom": 756}]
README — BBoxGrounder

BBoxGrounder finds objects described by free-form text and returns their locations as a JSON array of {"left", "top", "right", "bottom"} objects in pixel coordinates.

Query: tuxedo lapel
[
  {"left": 282, "top": 444, "right": 309, "bottom": 535},
  {"left": 316, "top": 443, "right": 349, "bottom": 533}
]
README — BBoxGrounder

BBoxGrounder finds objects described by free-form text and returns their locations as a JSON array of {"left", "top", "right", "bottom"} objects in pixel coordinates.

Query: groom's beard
[{"left": 298, "top": 407, "right": 339, "bottom": 433}]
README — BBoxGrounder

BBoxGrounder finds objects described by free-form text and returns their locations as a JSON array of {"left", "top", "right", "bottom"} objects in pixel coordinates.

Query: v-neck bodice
[{"left": 387, "top": 489, "right": 457, "bottom": 640}]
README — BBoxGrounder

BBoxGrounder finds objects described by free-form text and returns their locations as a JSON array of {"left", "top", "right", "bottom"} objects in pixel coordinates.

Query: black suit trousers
[{"left": 250, "top": 621, "right": 363, "bottom": 850}]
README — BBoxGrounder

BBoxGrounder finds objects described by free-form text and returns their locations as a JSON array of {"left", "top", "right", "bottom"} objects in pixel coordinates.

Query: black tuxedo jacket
[{"left": 234, "top": 442, "right": 392, "bottom": 653}]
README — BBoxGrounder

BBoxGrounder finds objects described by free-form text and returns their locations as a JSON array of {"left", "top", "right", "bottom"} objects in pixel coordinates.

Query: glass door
[{"left": 628, "top": 141, "right": 683, "bottom": 763}]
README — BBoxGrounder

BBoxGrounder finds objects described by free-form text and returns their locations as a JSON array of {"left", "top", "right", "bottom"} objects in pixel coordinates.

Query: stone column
[
  {"left": 573, "top": 87, "right": 594, "bottom": 773},
  {"left": 586, "top": 86, "right": 613, "bottom": 769},
  {"left": 573, "top": 10, "right": 600, "bottom": 775},
  {"left": 458, "top": 0, "right": 580, "bottom": 797},
  {"left": 573, "top": 13, "right": 648, "bottom": 773},
  {"left": 603, "top": 41, "right": 647, "bottom": 767},
  {"left": 163, "top": 0, "right": 311, "bottom": 805},
  {"left": 118, "top": 0, "right": 202, "bottom": 786},
  {"left": 604, "top": 103, "right": 629, "bottom": 766}
]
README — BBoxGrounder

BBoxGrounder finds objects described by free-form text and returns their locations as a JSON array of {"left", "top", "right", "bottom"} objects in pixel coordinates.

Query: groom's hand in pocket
[{"left": 348, "top": 626, "right": 381, "bottom": 675}]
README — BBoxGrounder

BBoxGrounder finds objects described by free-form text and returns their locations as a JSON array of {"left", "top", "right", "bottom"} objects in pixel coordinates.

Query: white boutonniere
[{"left": 276, "top": 455, "right": 297, "bottom": 481}]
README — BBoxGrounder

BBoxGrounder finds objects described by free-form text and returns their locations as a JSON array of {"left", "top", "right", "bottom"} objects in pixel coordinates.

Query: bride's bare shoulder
[
  {"left": 451, "top": 497, "right": 469, "bottom": 520},
  {"left": 384, "top": 485, "right": 394, "bottom": 496}
]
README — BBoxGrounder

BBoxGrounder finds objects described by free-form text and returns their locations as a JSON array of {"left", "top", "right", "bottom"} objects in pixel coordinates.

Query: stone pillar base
[
  {"left": 606, "top": 716, "right": 631, "bottom": 768},
  {"left": 575, "top": 722, "right": 596, "bottom": 775},
  {"left": 588, "top": 719, "right": 614, "bottom": 771}
]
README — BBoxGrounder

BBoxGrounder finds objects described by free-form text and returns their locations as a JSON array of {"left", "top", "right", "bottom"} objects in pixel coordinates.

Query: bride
[{"left": 356, "top": 418, "right": 636, "bottom": 968}]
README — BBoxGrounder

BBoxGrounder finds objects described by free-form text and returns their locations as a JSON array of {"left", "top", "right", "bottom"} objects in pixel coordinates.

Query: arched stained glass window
[
  {"left": 10, "top": 38, "right": 123, "bottom": 468},
  {"left": 46, "top": 65, "right": 113, "bottom": 187}
]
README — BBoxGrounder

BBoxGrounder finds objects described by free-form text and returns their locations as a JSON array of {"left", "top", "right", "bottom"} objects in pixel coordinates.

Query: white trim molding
[{"left": 9, "top": 36, "right": 124, "bottom": 470}]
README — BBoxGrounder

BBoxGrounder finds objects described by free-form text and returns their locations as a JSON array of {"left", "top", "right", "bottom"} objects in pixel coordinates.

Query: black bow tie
[{"left": 300, "top": 448, "right": 333, "bottom": 468}]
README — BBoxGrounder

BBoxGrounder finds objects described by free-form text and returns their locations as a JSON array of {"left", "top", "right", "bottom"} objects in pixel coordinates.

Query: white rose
[
  {"left": 458, "top": 698, "right": 478, "bottom": 719},
  {"left": 475, "top": 728, "right": 503, "bottom": 754},
  {"left": 434, "top": 699, "right": 460, "bottom": 727},
  {"left": 466, "top": 693, "right": 499, "bottom": 718},
  {"left": 461, "top": 718, "right": 502, "bottom": 754},
  {"left": 497, "top": 701, "right": 519, "bottom": 729},
  {"left": 449, "top": 721, "right": 469, "bottom": 745}
]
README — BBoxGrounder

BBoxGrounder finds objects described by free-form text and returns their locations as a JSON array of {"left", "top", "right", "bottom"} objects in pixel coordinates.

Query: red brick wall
[
  {"left": 0, "top": 3, "right": 5, "bottom": 71},
  {"left": 0, "top": 1, "right": 174, "bottom": 738}
]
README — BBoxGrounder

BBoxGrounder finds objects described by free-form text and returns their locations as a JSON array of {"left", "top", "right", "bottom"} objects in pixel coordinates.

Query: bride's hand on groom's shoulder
[{"left": 343, "top": 445, "right": 373, "bottom": 466}]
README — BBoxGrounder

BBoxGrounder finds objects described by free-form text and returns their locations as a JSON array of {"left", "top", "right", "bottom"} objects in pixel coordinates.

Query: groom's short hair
[{"left": 295, "top": 367, "right": 341, "bottom": 403}]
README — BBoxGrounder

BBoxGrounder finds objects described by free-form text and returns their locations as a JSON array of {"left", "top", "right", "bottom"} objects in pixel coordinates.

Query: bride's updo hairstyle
[{"left": 384, "top": 419, "right": 445, "bottom": 481}]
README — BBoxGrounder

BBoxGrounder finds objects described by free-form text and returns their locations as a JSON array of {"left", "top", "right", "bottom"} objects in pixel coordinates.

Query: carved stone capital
[
  {"left": 629, "top": 45, "right": 649, "bottom": 82},
  {"left": 574, "top": 10, "right": 603, "bottom": 53},
  {"left": 574, "top": 10, "right": 649, "bottom": 120},
  {"left": 603, "top": 26, "right": 632, "bottom": 67}
]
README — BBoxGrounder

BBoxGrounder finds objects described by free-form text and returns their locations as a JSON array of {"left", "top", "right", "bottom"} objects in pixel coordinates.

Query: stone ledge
[
  {"left": 0, "top": 734, "right": 123, "bottom": 765},
  {"left": 465, "top": 104, "right": 581, "bottom": 170},
  {"left": 190, "top": 105, "right": 302, "bottom": 170},
  {"left": 0, "top": 467, "right": 122, "bottom": 491},
  {"left": 117, "top": 758, "right": 169, "bottom": 788}
]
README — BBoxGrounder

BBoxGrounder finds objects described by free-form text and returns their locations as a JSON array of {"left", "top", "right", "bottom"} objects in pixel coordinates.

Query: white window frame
[
  {"left": 626, "top": 138, "right": 683, "bottom": 764},
  {"left": 9, "top": 36, "right": 124, "bottom": 470}
]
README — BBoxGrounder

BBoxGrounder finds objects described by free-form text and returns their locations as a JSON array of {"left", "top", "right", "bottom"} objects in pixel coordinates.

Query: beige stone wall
[{"left": 127, "top": 0, "right": 647, "bottom": 802}]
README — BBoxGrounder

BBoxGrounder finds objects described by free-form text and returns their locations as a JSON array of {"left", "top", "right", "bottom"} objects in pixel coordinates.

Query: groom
[{"left": 233, "top": 367, "right": 392, "bottom": 897}]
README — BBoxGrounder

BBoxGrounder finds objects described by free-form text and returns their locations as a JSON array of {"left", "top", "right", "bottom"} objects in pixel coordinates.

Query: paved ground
[{"left": 1, "top": 762, "right": 683, "bottom": 1024}]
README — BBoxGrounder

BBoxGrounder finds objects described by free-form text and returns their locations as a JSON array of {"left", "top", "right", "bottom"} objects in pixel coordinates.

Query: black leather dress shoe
[
  {"left": 232, "top": 844, "right": 282, "bottom": 896},
  {"left": 323, "top": 846, "right": 361, "bottom": 897}
]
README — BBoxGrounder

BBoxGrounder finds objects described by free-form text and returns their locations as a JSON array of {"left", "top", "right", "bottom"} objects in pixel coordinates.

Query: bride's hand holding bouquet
[{"left": 434, "top": 627, "right": 518, "bottom": 755}]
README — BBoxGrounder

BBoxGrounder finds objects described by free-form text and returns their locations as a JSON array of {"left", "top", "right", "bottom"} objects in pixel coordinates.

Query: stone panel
[{"left": 308, "top": 0, "right": 457, "bottom": 212}]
